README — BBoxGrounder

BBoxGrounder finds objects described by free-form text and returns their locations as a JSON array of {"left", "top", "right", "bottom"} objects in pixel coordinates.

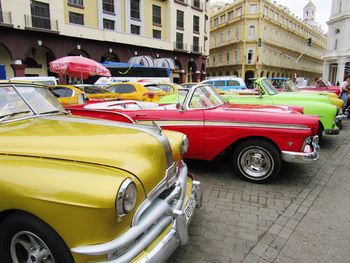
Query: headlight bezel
[
  {"left": 116, "top": 178, "right": 137, "bottom": 217},
  {"left": 181, "top": 135, "right": 189, "bottom": 155}
]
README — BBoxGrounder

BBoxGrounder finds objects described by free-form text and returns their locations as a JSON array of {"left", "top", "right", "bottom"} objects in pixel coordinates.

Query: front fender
[{"left": 0, "top": 154, "right": 146, "bottom": 255}]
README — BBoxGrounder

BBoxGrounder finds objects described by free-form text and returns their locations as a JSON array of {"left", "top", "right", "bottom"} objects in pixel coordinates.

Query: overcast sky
[{"left": 276, "top": 0, "right": 332, "bottom": 32}]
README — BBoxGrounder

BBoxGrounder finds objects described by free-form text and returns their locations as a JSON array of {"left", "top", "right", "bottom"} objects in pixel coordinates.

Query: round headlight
[
  {"left": 181, "top": 135, "right": 189, "bottom": 155},
  {"left": 116, "top": 179, "right": 137, "bottom": 216}
]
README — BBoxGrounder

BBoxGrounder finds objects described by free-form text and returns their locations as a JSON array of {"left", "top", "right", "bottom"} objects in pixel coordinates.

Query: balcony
[
  {"left": 25, "top": 14, "right": 59, "bottom": 32},
  {"left": 191, "top": 45, "right": 202, "bottom": 54},
  {"left": 174, "top": 0, "right": 188, "bottom": 6},
  {"left": 0, "top": 10, "right": 13, "bottom": 26},
  {"left": 191, "top": 0, "right": 203, "bottom": 11},
  {"left": 174, "top": 42, "right": 187, "bottom": 52}
]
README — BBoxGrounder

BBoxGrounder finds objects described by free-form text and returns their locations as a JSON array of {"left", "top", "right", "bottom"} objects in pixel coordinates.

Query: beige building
[
  {"left": 207, "top": 0, "right": 327, "bottom": 85},
  {"left": 0, "top": 0, "right": 209, "bottom": 83}
]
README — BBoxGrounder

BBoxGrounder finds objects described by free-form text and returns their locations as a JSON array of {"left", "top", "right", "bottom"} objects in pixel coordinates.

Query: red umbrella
[{"left": 49, "top": 56, "right": 111, "bottom": 79}]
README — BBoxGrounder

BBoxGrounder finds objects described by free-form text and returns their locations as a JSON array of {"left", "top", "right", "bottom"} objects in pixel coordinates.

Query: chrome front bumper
[
  {"left": 71, "top": 161, "right": 202, "bottom": 263},
  {"left": 281, "top": 135, "right": 320, "bottom": 163},
  {"left": 325, "top": 121, "right": 340, "bottom": 135}
]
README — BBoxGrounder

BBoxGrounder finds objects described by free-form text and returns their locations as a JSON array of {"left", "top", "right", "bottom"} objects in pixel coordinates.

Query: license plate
[{"left": 183, "top": 195, "right": 196, "bottom": 222}]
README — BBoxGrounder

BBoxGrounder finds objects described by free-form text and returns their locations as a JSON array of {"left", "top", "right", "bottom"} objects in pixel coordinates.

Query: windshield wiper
[
  {"left": 0, "top": 110, "right": 31, "bottom": 123},
  {"left": 41, "top": 109, "right": 68, "bottom": 115}
]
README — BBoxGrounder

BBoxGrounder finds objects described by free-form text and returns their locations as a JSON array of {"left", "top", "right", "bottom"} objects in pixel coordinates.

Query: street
[{"left": 169, "top": 119, "right": 350, "bottom": 263}]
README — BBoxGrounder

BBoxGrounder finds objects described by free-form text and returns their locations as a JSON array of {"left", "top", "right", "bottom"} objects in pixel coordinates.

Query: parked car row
[{"left": 0, "top": 75, "right": 345, "bottom": 263}]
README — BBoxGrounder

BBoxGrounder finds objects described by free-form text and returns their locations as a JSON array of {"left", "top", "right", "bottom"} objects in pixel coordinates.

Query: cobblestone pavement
[{"left": 168, "top": 119, "right": 350, "bottom": 263}]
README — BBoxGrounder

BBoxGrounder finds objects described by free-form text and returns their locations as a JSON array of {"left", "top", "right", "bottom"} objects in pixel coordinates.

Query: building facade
[
  {"left": 323, "top": 0, "right": 350, "bottom": 84},
  {"left": 0, "top": 0, "right": 209, "bottom": 83},
  {"left": 208, "top": 0, "right": 327, "bottom": 84}
]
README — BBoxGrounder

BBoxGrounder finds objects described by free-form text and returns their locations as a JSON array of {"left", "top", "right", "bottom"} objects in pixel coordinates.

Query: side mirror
[{"left": 176, "top": 103, "right": 184, "bottom": 111}]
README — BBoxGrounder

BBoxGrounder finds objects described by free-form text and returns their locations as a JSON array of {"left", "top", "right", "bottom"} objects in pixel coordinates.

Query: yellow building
[
  {"left": 208, "top": 0, "right": 327, "bottom": 84},
  {"left": 0, "top": 0, "right": 209, "bottom": 83}
]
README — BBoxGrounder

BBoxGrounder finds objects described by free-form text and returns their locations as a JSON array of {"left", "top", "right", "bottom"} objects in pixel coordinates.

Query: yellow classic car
[
  {"left": 105, "top": 82, "right": 164, "bottom": 102},
  {"left": 142, "top": 82, "right": 179, "bottom": 96},
  {"left": 0, "top": 82, "right": 202, "bottom": 263},
  {"left": 49, "top": 85, "right": 121, "bottom": 106}
]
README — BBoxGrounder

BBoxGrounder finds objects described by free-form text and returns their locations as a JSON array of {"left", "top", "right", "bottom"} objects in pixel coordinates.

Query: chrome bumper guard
[
  {"left": 71, "top": 161, "right": 202, "bottom": 263},
  {"left": 281, "top": 135, "right": 320, "bottom": 163}
]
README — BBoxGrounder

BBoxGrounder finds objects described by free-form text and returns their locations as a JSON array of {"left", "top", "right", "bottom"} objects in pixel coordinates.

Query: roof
[{"left": 304, "top": 0, "right": 316, "bottom": 9}]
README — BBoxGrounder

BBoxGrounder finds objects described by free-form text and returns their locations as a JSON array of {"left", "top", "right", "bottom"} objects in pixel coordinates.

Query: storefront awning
[
  {"left": 154, "top": 58, "right": 176, "bottom": 70},
  {"left": 128, "top": 56, "right": 154, "bottom": 67}
]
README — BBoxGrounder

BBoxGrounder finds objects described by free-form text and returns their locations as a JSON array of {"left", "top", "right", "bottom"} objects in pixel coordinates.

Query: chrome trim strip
[{"left": 136, "top": 120, "right": 310, "bottom": 131}]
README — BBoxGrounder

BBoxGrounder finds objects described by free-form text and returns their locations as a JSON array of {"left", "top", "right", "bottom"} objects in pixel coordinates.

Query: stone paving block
[
  {"left": 204, "top": 230, "right": 225, "bottom": 241},
  {"left": 278, "top": 227, "right": 293, "bottom": 239},
  {"left": 270, "top": 236, "right": 287, "bottom": 251},
  {"left": 243, "top": 253, "right": 260, "bottom": 263},
  {"left": 262, "top": 246, "right": 279, "bottom": 262},
  {"left": 284, "top": 218, "right": 299, "bottom": 230},
  {"left": 251, "top": 242, "right": 269, "bottom": 257},
  {"left": 268, "top": 223, "right": 283, "bottom": 235},
  {"left": 260, "top": 233, "right": 277, "bottom": 246},
  {"left": 275, "top": 216, "right": 289, "bottom": 226},
  {"left": 237, "top": 232, "right": 259, "bottom": 242},
  {"left": 297, "top": 205, "right": 309, "bottom": 214}
]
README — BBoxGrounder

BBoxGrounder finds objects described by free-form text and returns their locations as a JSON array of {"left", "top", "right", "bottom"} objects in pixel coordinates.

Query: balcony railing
[
  {"left": 191, "top": 0, "right": 203, "bottom": 10},
  {"left": 0, "top": 10, "right": 12, "bottom": 25},
  {"left": 174, "top": 42, "right": 187, "bottom": 51},
  {"left": 25, "top": 14, "right": 59, "bottom": 32},
  {"left": 191, "top": 45, "right": 202, "bottom": 53}
]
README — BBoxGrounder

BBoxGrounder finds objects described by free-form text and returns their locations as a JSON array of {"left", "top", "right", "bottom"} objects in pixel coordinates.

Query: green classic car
[
  {"left": 222, "top": 78, "right": 344, "bottom": 137},
  {"left": 0, "top": 82, "right": 202, "bottom": 263}
]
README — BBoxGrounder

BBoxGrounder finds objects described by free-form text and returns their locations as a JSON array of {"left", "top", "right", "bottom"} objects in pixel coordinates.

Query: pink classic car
[
  {"left": 66, "top": 85, "right": 320, "bottom": 183},
  {"left": 300, "top": 77, "right": 350, "bottom": 105}
]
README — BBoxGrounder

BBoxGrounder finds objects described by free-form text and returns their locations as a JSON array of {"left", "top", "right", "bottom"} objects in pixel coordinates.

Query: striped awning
[
  {"left": 128, "top": 56, "right": 155, "bottom": 67},
  {"left": 154, "top": 58, "right": 176, "bottom": 69}
]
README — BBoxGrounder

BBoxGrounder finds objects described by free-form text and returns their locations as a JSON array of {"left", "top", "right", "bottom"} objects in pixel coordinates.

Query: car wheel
[
  {"left": 232, "top": 139, "right": 281, "bottom": 183},
  {"left": 317, "top": 121, "right": 324, "bottom": 140},
  {"left": 0, "top": 212, "right": 74, "bottom": 263}
]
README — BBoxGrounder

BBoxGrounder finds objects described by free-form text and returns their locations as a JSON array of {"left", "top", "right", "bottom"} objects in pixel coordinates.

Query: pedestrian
[
  {"left": 339, "top": 75, "right": 350, "bottom": 113},
  {"left": 336, "top": 80, "right": 340, "bottom": 86}
]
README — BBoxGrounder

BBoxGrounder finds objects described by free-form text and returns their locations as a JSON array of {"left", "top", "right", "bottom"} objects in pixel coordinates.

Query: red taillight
[{"left": 144, "top": 92, "right": 155, "bottom": 99}]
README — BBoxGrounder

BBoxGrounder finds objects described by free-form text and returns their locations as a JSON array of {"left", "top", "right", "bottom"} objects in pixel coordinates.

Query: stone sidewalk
[{"left": 168, "top": 120, "right": 350, "bottom": 263}]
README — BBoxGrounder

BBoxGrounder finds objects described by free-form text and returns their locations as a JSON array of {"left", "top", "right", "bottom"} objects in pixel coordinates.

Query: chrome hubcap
[
  {"left": 10, "top": 231, "right": 54, "bottom": 263},
  {"left": 239, "top": 147, "right": 273, "bottom": 178}
]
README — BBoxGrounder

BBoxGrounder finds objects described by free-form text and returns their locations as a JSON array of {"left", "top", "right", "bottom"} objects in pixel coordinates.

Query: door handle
[{"left": 135, "top": 113, "right": 147, "bottom": 117}]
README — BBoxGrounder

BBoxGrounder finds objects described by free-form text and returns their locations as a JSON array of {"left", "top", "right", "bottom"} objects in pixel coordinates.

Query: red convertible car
[{"left": 67, "top": 85, "right": 320, "bottom": 183}]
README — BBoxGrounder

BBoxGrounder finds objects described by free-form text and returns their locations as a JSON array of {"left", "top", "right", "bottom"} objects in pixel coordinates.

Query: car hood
[
  {"left": 0, "top": 115, "right": 170, "bottom": 195},
  {"left": 274, "top": 92, "right": 331, "bottom": 103},
  {"left": 224, "top": 103, "right": 303, "bottom": 114}
]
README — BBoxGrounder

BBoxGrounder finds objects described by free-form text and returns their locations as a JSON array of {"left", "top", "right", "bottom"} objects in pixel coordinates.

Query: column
[
  {"left": 336, "top": 59, "right": 346, "bottom": 83},
  {"left": 194, "top": 71, "right": 201, "bottom": 82},
  {"left": 323, "top": 61, "right": 330, "bottom": 82},
  {"left": 10, "top": 63, "right": 26, "bottom": 77},
  {"left": 179, "top": 71, "right": 186, "bottom": 84}
]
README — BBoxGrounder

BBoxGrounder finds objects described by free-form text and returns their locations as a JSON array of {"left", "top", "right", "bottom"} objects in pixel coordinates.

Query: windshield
[
  {"left": 145, "top": 86, "right": 162, "bottom": 92},
  {"left": 189, "top": 85, "right": 224, "bottom": 109},
  {"left": 76, "top": 85, "right": 111, "bottom": 94},
  {"left": 0, "top": 84, "right": 65, "bottom": 122},
  {"left": 283, "top": 81, "right": 300, "bottom": 92},
  {"left": 261, "top": 79, "right": 278, "bottom": 95}
]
